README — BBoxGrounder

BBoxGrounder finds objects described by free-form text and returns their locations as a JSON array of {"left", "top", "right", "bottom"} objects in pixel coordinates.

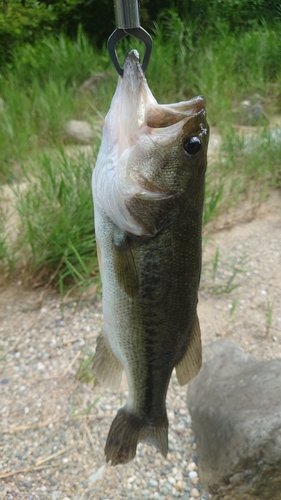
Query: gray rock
[
  {"left": 63, "top": 120, "right": 94, "bottom": 144},
  {"left": 269, "top": 127, "right": 281, "bottom": 143},
  {"left": 187, "top": 339, "right": 281, "bottom": 500},
  {"left": 78, "top": 72, "right": 110, "bottom": 92},
  {"left": 234, "top": 102, "right": 268, "bottom": 126}
]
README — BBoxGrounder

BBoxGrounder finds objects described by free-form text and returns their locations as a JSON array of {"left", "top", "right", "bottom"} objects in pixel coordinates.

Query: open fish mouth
[
  {"left": 118, "top": 50, "right": 206, "bottom": 142},
  {"left": 93, "top": 50, "right": 208, "bottom": 236}
]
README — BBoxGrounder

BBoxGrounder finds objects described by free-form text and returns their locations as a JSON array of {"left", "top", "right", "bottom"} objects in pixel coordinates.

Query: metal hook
[{"left": 107, "top": 26, "right": 152, "bottom": 77}]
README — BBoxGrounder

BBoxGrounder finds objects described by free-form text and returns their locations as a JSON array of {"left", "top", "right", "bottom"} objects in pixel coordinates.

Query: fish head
[{"left": 93, "top": 50, "right": 209, "bottom": 236}]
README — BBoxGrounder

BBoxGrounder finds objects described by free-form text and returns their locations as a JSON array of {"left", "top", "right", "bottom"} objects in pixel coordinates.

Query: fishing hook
[{"left": 107, "top": 0, "right": 152, "bottom": 76}]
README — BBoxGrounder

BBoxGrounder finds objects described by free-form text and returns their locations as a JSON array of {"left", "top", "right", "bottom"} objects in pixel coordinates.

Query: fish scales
[{"left": 92, "top": 50, "right": 209, "bottom": 465}]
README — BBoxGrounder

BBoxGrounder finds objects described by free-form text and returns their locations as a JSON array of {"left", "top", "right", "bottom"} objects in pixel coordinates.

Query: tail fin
[{"left": 105, "top": 407, "right": 168, "bottom": 465}]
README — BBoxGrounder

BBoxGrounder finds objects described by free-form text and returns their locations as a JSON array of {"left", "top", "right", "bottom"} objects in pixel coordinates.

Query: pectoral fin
[
  {"left": 175, "top": 314, "right": 202, "bottom": 385},
  {"left": 91, "top": 333, "right": 123, "bottom": 390},
  {"left": 113, "top": 232, "right": 138, "bottom": 298}
]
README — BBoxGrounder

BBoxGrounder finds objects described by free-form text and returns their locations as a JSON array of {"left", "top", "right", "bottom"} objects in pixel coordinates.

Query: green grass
[
  {"left": 13, "top": 149, "right": 100, "bottom": 292},
  {"left": 0, "top": 29, "right": 115, "bottom": 183},
  {"left": 204, "top": 125, "right": 281, "bottom": 221},
  {"left": 0, "top": 15, "right": 280, "bottom": 290},
  {"left": 201, "top": 248, "right": 248, "bottom": 295}
]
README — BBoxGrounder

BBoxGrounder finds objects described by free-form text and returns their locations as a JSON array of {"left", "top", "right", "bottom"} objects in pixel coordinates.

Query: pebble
[
  {"left": 168, "top": 476, "right": 176, "bottom": 485},
  {"left": 88, "top": 465, "right": 105, "bottom": 484},
  {"left": 176, "top": 481, "right": 183, "bottom": 491},
  {"left": 187, "top": 462, "right": 197, "bottom": 472},
  {"left": 191, "top": 476, "right": 199, "bottom": 485},
  {"left": 190, "top": 488, "right": 200, "bottom": 498},
  {"left": 148, "top": 479, "right": 158, "bottom": 487},
  {"left": 127, "top": 476, "right": 136, "bottom": 483},
  {"left": 23, "top": 481, "right": 32, "bottom": 488},
  {"left": 51, "top": 493, "right": 62, "bottom": 500},
  {"left": 188, "top": 471, "right": 198, "bottom": 479}
]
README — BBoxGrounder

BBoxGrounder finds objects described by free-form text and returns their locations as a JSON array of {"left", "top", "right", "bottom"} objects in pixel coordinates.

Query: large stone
[
  {"left": 186, "top": 339, "right": 281, "bottom": 500},
  {"left": 233, "top": 101, "right": 268, "bottom": 126},
  {"left": 78, "top": 72, "right": 110, "bottom": 92},
  {"left": 63, "top": 120, "right": 94, "bottom": 144}
]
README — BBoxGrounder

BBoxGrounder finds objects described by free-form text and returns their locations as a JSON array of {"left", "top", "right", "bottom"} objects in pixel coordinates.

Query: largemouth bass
[{"left": 92, "top": 50, "right": 209, "bottom": 466}]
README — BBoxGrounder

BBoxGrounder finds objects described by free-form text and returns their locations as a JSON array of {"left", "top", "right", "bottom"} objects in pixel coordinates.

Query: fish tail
[{"left": 105, "top": 407, "right": 168, "bottom": 466}]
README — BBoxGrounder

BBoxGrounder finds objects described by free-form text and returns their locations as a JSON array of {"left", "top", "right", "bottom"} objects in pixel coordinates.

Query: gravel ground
[{"left": 0, "top": 191, "right": 281, "bottom": 500}]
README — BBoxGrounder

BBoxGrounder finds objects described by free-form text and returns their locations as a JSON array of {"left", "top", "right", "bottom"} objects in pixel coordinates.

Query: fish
[{"left": 91, "top": 50, "right": 209, "bottom": 466}]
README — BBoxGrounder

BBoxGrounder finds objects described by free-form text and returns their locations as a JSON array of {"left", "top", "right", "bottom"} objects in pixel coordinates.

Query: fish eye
[{"left": 183, "top": 136, "right": 202, "bottom": 157}]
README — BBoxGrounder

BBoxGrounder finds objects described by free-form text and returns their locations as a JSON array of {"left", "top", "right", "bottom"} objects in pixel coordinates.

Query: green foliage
[
  {"left": 220, "top": 126, "right": 281, "bottom": 190},
  {"left": 0, "top": 197, "right": 9, "bottom": 274},
  {"left": 9, "top": 26, "right": 109, "bottom": 86},
  {"left": 0, "top": 188, "right": 16, "bottom": 277},
  {"left": 14, "top": 150, "right": 99, "bottom": 292},
  {"left": 0, "top": 21, "right": 280, "bottom": 290},
  {"left": 1, "top": 0, "right": 280, "bottom": 65},
  {"left": 0, "top": 31, "right": 113, "bottom": 182},
  {"left": 0, "top": 0, "right": 57, "bottom": 62}
]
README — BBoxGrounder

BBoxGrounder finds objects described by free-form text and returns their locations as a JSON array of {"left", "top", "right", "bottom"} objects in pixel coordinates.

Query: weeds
[
  {"left": 0, "top": 190, "right": 16, "bottom": 277},
  {"left": 76, "top": 350, "right": 96, "bottom": 385},
  {"left": 202, "top": 249, "right": 247, "bottom": 295},
  {"left": 266, "top": 298, "right": 274, "bottom": 337},
  {"left": 71, "top": 393, "right": 105, "bottom": 417},
  {"left": 228, "top": 297, "right": 239, "bottom": 323},
  {"left": 14, "top": 150, "right": 99, "bottom": 293}
]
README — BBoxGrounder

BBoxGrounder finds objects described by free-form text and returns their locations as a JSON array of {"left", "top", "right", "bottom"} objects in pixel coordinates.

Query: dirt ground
[{"left": 0, "top": 190, "right": 281, "bottom": 500}]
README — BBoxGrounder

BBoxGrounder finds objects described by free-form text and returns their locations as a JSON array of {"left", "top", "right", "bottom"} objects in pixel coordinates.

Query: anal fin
[
  {"left": 175, "top": 314, "right": 202, "bottom": 385},
  {"left": 91, "top": 333, "right": 123, "bottom": 390}
]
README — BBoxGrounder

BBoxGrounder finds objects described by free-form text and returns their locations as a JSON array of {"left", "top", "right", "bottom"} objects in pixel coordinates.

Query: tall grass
[
  {"left": 14, "top": 150, "right": 99, "bottom": 292},
  {"left": 0, "top": 14, "right": 280, "bottom": 289},
  {"left": 147, "top": 13, "right": 281, "bottom": 123},
  {"left": 204, "top": 125, "right": 281, "bottom": 224},
  {"left": 0, "top": 29, "right": 115, "bottom": 182}
]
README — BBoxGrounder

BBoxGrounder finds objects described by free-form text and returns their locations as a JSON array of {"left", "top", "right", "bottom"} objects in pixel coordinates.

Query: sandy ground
[{"left": 0, "top": 190, "right": 281, "bottom": 500}]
